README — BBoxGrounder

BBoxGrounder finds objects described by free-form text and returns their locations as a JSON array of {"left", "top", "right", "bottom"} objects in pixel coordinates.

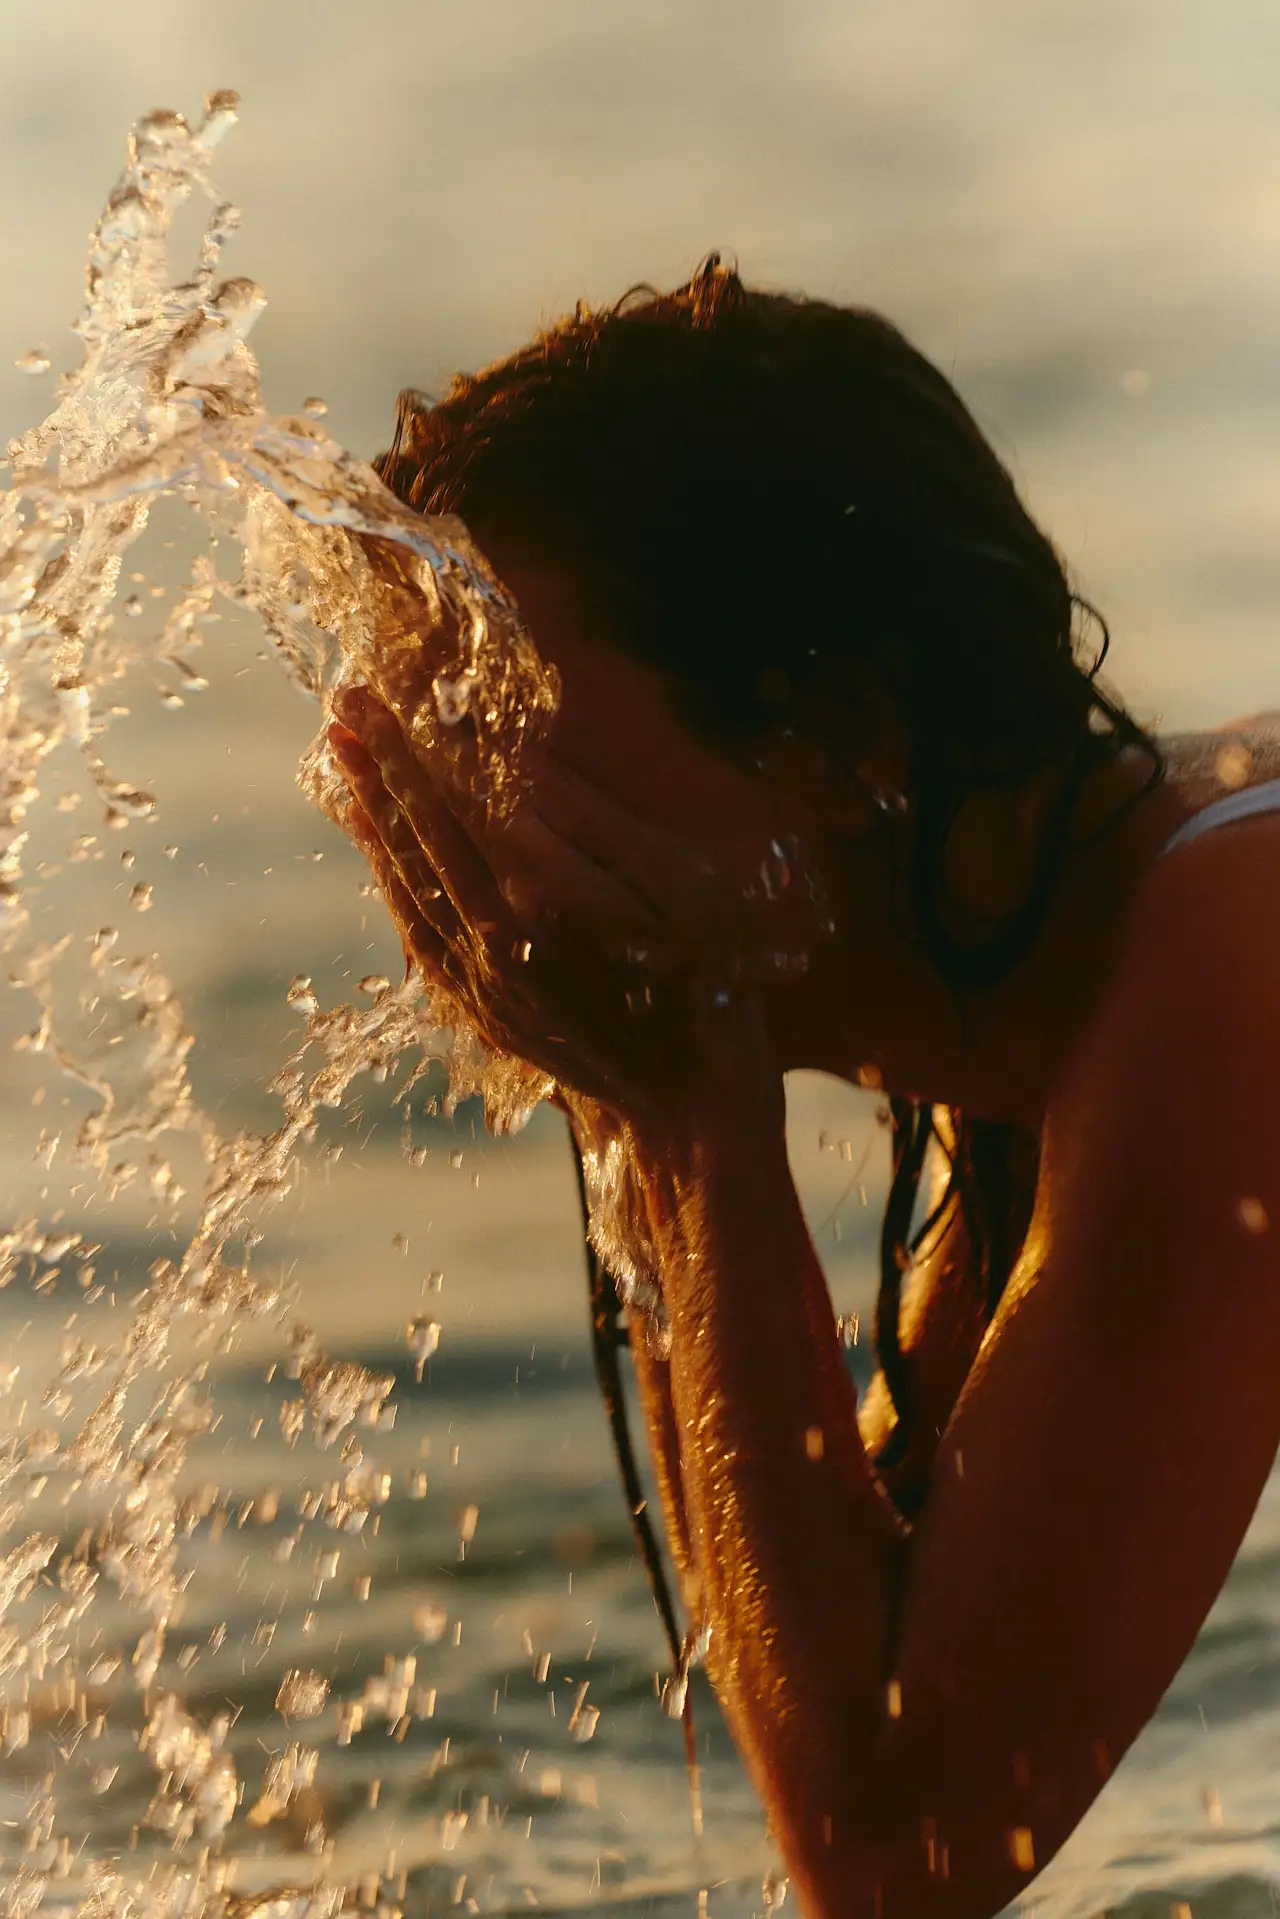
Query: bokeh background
[{"left": 2, "top": 3, "right": 1280, "bottom": 1915}]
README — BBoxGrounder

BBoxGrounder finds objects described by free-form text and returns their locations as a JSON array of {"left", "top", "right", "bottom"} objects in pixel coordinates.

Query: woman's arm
[
  {"left": 628, "top": 1093, "right": 911, "bottom": 1917},
  {"left": 626, "top": 826, "right": 1280, "bottom": 1918}
]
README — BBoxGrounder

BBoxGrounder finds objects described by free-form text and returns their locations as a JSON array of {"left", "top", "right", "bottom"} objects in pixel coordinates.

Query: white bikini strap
[{"left": 1158, "top": 775, "right": 1280, "bottom": 860}]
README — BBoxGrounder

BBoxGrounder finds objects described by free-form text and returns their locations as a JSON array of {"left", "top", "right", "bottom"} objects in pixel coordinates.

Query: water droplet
[
  {"left": 129, "top": 881, "right": 152, "bottom": 911},
  {"left": 14, "top": 348, "right": 51, "bottom": 375},
  {"left": 302, "top": 396, "right": 328, "bottom": 417},
  {"left": 122, "top": 594, "right": 143, "bottom": 618},
  {"left": 287, "top": 974, "right": 319, "bottom": 1016},
  {"left": 414, "top": 1603, "right": 448, "bottom": 1642},
  {"left": 201, "top": 90, "right": 240, "bottom": 140},
  {"left": 569, "top": 1701, "right": 599, "bottom": 1742},
  {"left": 1006, "top": 1827, "right": 1035, "bottom": 1873},
  {"left": 433, "top": 672, "right": 477, "bottom": 725},
  {"left": 357, "top": 972, "right": 390, "bottom": 996},
  {"left": 441, "top": 1809, "right": 469, "bottom": 1852},
  {"left": 1237, "top": 1196, "right": 1269, "bottom": 1235},
  {"left": 105, "top": 784, "right": 156, "bottom": 819},
  {"left": 54, "top": 676, "right": 91, "bottom": 742},
  {"left": 762, "top": 1870, "right": 789, "bottom": 1910},
  {"left": 275, "top": 1669, "right": 330, "bottom": 1718},
  {"left": 759, "top": 839, "right": 792, "bottom": 899},
  {"left": 407, "top": 1316, "right": 441, "bottom": 1380}
]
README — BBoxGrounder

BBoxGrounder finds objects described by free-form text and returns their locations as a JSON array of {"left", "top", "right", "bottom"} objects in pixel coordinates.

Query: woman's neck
[{"left": 792, "top": 738, "right": 1198, "bottom": 1129}]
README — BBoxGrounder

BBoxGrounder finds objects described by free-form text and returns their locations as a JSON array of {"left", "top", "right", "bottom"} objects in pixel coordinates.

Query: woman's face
[
  {"left": 495, "top": 556, "right": 767, "bottom": 833},
  {"left": 477, "top": 543, "right": 860, "bottom": 979}
]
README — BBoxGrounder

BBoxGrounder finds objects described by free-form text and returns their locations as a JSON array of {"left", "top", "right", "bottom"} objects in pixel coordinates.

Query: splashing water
[{"left": 0, "top": 93, "right": 640, "bottom": 1919}]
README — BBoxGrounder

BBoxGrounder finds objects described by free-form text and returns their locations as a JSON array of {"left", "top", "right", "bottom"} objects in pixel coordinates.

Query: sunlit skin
[{"left": 328, "top": 543, "right": 1280, "bottom": 1919}]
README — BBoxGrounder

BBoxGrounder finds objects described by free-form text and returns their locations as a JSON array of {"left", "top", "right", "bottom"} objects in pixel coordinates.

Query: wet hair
[{"left": 376, "top": 256, "right": 1163, "bottom": 1549}]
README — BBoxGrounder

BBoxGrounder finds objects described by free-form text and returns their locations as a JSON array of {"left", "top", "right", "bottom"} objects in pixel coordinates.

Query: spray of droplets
[{"left": 0, "top": 93, "right": 567, "bottom": 1918}]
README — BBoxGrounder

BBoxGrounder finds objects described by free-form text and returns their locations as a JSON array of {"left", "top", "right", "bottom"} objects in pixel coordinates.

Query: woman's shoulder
[
  {"left": 1050, "top": 789, "right": 1280, "bottom": 1198},
  {"left": 898, "top": 803, "right": 1280, "bottom": 1856}
]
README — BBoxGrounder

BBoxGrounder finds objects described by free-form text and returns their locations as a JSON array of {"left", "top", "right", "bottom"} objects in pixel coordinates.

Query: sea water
[{"left": 2, "top": 90, "right": 1280, "bottom": 1919}]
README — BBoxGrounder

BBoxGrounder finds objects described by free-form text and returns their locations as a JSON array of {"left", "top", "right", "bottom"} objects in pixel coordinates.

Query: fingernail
[
  {"left": 330, "top": 681, "right": 369, "bottom": 725},
  {"left": 333, "top": 681, "right": 398, "bottom": 739},
  {"left": 327, "top": 722, "right": 368, "bottom": 771}
]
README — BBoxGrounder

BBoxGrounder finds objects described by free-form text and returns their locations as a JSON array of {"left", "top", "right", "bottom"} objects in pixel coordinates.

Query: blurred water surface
[{"left": 2, "top": 4, "right": 1280, "bottom": 1914}]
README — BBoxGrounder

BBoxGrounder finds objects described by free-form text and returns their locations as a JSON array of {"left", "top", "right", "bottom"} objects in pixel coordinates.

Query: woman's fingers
[
  {"left": 490, "top": 811, "right": 672, "bottom": 954},
  {"left": 330, "top": 726, "right": 468, "bottom": 943},
  {"left": 331, "top": 715, "right": 523, "bottom": 981},
  {"left": 343, "top": 792, "right": 459, "bottom": 989},
  {"left": 333, "top": 685, "right": 516, "bottom": 944},
  {"left": 334, "top": 722, "right": 616, "bottom": 1088},
  {"left": 529, "top": 750, "right": 722, "bottom": 920},
  {"left": 525, "top": 751, "right": 772, "bottom": 977},
  {"left": 334, "top": 687, "right": 737, "bottom": 976},
  {"left": 327, "top": 690, "right": 717, "bottom": 1113}
]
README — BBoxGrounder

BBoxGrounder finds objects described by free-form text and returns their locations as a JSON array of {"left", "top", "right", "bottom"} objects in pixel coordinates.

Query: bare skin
[{"left": 328, "top": 549, "right": 1280, "bottom": 1919}]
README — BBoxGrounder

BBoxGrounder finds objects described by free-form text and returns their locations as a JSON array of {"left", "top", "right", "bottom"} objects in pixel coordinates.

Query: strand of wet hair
[
  {"left": 570, "top": 1142, "right": 702, "bottom": 1824},
  {"left": 874, "top": 687, "right": 1164, "bottom": 1454},
  {"left": 872, "top": 1098, "right": 936, "bottom": 1470}
]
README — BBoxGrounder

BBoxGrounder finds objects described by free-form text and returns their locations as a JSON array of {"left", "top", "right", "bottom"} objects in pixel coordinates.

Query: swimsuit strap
[{"left": 1158, "top": 775, "right": 1280, "bottom": 861}]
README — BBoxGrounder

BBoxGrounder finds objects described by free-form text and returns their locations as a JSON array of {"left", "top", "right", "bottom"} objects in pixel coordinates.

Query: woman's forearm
[{"left": 630, "top": 1108, "right": 909, "bottom": 1911}]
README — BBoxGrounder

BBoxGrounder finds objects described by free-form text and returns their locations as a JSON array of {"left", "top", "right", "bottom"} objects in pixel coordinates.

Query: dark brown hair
[{"left": 377, "top": 256, "right": 1162, "bottom": 1491}]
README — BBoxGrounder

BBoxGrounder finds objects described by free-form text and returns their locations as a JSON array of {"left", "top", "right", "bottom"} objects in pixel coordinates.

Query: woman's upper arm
[{"left": 879, "top": 824, "right": 1280, "bottom": 1875}]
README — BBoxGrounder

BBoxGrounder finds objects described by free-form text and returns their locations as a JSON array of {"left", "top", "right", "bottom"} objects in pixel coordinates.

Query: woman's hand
[{"left": 326, "top": 683, "right": 782, "bottom": 1140}]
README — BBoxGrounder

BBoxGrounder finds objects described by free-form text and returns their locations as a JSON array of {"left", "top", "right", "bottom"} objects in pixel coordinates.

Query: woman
[{"left": 327, "top": 260, "right": 1280, "bottom": 1919}]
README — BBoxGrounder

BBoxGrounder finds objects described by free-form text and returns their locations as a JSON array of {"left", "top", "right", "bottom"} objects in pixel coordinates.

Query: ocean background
[{"left": 2, "top": 2, "right": 1280, "bottom": 1912}]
